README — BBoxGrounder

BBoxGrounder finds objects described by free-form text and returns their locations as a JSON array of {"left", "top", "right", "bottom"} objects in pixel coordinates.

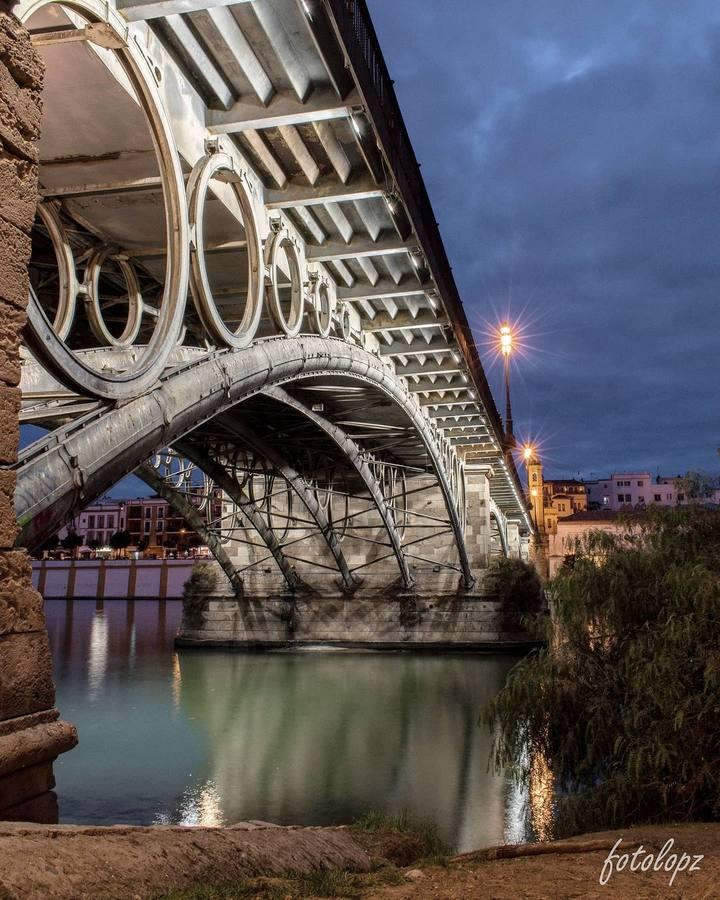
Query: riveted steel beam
[
  {"left": 15, "top": 337, "right": 474, "bottom": 588},
  {"left": 264, "top": 386, "right": 414, "bottom": 588},
  {"left": 215, "top": 418, "right": 357, "bottom": 591},
  {"left": 175, "top": 441, "right": 301, "bottom": 591},
  {"left": 135, "top": 462, "right": 243, "bottom": 597}
]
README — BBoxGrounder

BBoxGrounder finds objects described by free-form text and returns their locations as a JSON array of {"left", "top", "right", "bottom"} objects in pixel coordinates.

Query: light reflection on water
[{"left": 45, "top": 598, "right": 540, "bottom": 852}]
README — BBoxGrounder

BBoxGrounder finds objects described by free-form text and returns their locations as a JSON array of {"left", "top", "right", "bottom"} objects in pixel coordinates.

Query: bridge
[{"left": 0, "top": 0, "right": 532, "bottom": 818}]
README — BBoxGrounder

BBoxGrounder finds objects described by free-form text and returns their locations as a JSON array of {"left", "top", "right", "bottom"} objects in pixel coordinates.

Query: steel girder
[
  {"left": 211, "top": 418, "right": 356, "bottom": 590},
  {"left": 135, "top": 462, "right": 243, "bottom": 596},
  {"left": 489, "top": 499, "right": 510, "bottom": 558},
  {"left": 175, "top": 440, "right": 301, "bottom": 592},
  {"left": 263, "top": 386, "right": 414, "bottom": 589},
  {"left": 15, "top": 336, "right": 474, "bottom": 587}
]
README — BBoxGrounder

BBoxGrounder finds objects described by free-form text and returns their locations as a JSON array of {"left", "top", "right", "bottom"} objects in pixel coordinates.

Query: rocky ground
[{"left": 0, "top": 820, "right": 717, "bottom": 898}]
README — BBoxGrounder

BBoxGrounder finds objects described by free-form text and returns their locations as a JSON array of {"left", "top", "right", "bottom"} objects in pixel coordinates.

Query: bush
[
  {"left": 182, "top": 563, "right": 218, "bottom": 630},
  {"left": 484, "top": 557, "right": 546, "bottom": 630},
  {"left": 484, "top": 507, "right": 720, "bottom": 836}
]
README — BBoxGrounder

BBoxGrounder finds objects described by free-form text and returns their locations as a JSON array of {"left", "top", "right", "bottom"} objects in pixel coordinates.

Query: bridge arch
[{"left": 16, "top": 336, "right": 474, "bottom": 587}]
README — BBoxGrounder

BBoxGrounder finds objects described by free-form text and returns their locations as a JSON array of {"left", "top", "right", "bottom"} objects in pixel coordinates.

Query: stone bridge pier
[
  {"left": 0, "top": 2, "right": 76, "bottom": 823},
  {"left": 180, "top": 466, "right": 527, "bottom": 649}
]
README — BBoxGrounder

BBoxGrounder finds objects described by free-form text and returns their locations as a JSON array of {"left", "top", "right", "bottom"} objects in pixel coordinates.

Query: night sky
[{"left": 367, "top": 0, "right": 720, "bottom": 479}]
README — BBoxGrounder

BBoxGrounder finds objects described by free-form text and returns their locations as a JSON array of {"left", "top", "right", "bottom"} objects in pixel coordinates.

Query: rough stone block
[
  {"left": 0, "top": 759, "right": 54, "bottom": 810},
  {"left": 0, "top": 550, "right": 45, "bottom": 635},
  {"left": 0, "top": 150, "right": 37, "bottom": 233},
  {"left": 0, "top": 630, "right": 55, "bottom": 721},
  {"left": 0, "top": 334, "right": 22, "bottom": 391},
  {"left": 0, "top": 13, "right": 45, "bottom": 91},
  {"left": 0, "top": 217, "right": 30, "bottom": 310},
  {"left": 0, "top": 54, "right": 42, "bottom": 160},
  {"left": 0, "top": 384, "right": 19, "bottom": 463},
  {"left": 0, "top": 468, "right": 17, "bottom": 547},
  {"left": 0, "top": 788, "right": 58, "bottom": 823}
]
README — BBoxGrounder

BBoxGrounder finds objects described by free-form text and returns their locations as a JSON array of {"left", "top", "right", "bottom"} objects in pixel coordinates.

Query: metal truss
[
  {"left": 489, "top": 499, "right": 510, "bottom": 558},
  {"left": 264, "top": 386, "right": 414, "bottom": 588},
  {"left": 135, "top": 461, "right": 243, "bottom": 596}
]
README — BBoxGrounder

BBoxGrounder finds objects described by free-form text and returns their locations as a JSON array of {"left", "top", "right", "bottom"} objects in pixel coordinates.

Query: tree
[
  {"left": 87, "top": 539, "right": 101, "bottom": 554},
  {"left": 109, "top": 530, "right": 132, "bottom": 558},
  {"left": 675, "top": 470, "right": 716, "bottom": 502},
  {"left": 60, "top": 531, "right": 84, "bottom": 558},
  {"left": 484, "top": 506, "right": 720, "bottom": 837},
  {"left": 36, "top": 534, "right": 59, "bottom": 557}
]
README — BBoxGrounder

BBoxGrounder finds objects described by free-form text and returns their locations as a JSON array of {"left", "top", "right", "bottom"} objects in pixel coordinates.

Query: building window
[
  {"left": 678, "top": 493, "right": 685, "bottom": 501},
  {"left": 97, "top": 515, "right": 104, "bottom": 528},
  {"left": 144, "top": 521, "right": 151, "bottom": 533},
  {"left": 654, "top": 494, "right": 661, "bottom": 502},
  {"left": 144, "top": 508, "right": 152, "bottom": 518},
  {"left": 88, "top": 515, "right": 96, "bottom": 528},
  {"left": 157, "top": 520, "right": 164, "bottom": 533},
  {"left": 638, "top": 496, "right": 645, "bottom": 503},
  {"left": 603, "top": 496, "right": 609, "bottom": 505},
  {"left": 107, "top": 516, "right": 114, "bottom": 529},
  {"left": 637, "top": 481, "right": 644, "bottom": 487}
]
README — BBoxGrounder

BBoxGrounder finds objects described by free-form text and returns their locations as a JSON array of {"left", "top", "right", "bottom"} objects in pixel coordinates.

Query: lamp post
[{"left": 499, "top": 323, "right": 515, "bottom": 449}]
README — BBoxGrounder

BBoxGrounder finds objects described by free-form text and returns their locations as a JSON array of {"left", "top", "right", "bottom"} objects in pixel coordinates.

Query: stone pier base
[
  {"left": 178, "top": 594, "right": 533, "bottom": 651},
  {"left": 0, "top": 5, "right": 77, "bottom": 821}
]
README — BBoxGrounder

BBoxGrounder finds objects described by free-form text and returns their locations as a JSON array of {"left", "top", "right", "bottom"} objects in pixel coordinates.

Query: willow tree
[{"left": 485, "top": 506, "right": 720, "bottom": 836}]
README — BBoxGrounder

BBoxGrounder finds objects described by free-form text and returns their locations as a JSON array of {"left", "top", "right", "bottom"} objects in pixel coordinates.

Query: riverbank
[{"left": 0, "top": 821, "right": 716, "bottom": 898}]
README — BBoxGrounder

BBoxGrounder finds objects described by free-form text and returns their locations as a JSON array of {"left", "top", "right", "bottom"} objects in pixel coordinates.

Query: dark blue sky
[{"left": 368, "top": 0, "right": 720, "bottom": 478}]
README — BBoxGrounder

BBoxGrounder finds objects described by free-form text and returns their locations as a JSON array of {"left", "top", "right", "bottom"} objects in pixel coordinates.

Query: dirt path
[
  {"left": 0, "top": 820, "right": 717, "bottom": 898},
  {"left": 379, "top": 824, "right": 719, "bottom": 899}
]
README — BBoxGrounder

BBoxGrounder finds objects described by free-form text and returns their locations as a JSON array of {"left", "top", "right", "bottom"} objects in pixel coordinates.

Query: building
[
  {"left": 547, "top": 510, "right": 623, "bottom": 577},
  {"left": 585, "top": 473, "right": 720, "bottom": 511},
  {"left": 525, "top": 450, "right": 587, "bottom": 536},
  {"left": 55, "top": 491, "right": 223, "bottom": 558}
]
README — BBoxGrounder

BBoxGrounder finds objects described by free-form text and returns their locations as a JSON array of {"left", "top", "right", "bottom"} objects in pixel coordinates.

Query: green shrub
[
  {"left": 484, "top": 557, "right": 546, "bottom": 631},
  {"left": 484, "top": 507, "right": 720, "bottom": 836},
  {"left": 182, "top": 562, "right": 218, "bottom": 629}
]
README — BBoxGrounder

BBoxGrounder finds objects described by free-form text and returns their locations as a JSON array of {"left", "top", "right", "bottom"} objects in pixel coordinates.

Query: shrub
[
  {"left": 484, "top": 557, "right": 546, "bottom": 630},
  {"left": 182, "top": 562, "right": 218, "bottom": 630},
  {"left": 484, "top": 507, "right": 720, "bottom": 836}
]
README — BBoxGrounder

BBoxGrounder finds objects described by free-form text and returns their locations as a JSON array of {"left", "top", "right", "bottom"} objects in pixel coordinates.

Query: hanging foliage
[{"left": 484, "top": 506, "right": 720, "bottom": 836}]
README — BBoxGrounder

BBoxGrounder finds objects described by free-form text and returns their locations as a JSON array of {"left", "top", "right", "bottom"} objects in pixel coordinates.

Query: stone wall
[
  {"left": 178, "top": 594, "right": 532, "bottom": 650},
  {"left": 0, "top": 4, "right": 76, "bottom": 822}
]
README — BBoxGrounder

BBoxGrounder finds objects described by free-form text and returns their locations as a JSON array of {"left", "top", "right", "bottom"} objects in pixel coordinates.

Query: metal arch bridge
[{"left": 15, "top": 0, "right": 532, "bottom": 595}]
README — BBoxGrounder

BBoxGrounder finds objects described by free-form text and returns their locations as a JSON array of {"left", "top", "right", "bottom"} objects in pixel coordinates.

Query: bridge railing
[{"left": 327, "top": 0, "right": 505, "bottom": 447}]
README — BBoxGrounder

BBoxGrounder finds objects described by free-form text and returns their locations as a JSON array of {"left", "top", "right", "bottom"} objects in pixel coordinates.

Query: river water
[{"left": 45, "top": 598, "right": 531, "bottom": 853}]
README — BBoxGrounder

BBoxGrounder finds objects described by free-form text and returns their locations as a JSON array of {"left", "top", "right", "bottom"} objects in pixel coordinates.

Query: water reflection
[{"left": 45, "top": 598, "right": 526, "bottom": 852}]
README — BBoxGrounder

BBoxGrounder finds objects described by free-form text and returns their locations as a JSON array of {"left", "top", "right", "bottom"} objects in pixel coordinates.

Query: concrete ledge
[
  {"left": 0, "top": 720, "right": 77, "bottom": 778},
  {"left": 0, "top": 821, "right": 372, "bottom": 899},
  {"left": 176, "top": 637, "right": 536, "bottom": 653}
]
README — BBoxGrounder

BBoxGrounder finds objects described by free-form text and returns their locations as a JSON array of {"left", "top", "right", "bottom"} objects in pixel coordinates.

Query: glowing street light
[
  {"left": 500, "top": 324, "right": 513, "bottom": 356},
  {"left": 499, "top": 322, "right": 515, "bottom": 449},
  {"left": 523, "top": 444, "right": 534, "bottom": 462}
]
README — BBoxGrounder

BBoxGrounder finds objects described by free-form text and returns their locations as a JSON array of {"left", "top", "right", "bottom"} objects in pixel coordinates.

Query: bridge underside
[{"left": 14, "top": 0, "right": 532, "bottom": 601}]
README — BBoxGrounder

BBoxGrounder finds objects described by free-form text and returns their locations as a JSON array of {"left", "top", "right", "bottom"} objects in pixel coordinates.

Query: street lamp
[{"left": 499, "top": 323, "right": 515, "bottom": 448}]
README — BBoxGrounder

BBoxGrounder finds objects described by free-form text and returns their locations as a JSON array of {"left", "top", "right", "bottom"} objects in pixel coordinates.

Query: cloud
[{"left": 369, "top": 0, "right": 720, "bottom": 475}]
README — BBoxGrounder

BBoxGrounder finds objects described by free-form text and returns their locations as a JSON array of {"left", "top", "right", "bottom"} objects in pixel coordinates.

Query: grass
[
  {"left": 351, "top": 811, "right": 450, "bottom": 859},
  {"left": 155, "top": 813, "right": 449, "bottom": 898},
  {"left": 154, "top": 864, "right": 405, "bottom": 900}
]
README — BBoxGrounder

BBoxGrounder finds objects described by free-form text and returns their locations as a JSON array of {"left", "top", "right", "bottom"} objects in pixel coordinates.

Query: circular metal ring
[
  {"left": 311, "top": 277, "right": 333, "bottom": 337},
  {"left": 35, "top": 202, "right": 77, "bottom": 341},
  {"left": 188, "top": 152, "right": 264, "bottom": 349},
  {"left": 83, "top": 247, "right": 144, "bottom": 348},
  {"left": 20, "top": 0, "right": 189, "bottom": 400},
  {"left": 338, "top": 302, "right": 352, "bottom": 342},
  {"left": 265, "top": 227, "right": 305, "bottom": 337}
]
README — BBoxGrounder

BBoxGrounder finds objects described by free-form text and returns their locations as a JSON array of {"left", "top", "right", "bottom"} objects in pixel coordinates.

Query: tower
[{"left": 525, "top": 448, "right": 545, "bottom": 533}]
